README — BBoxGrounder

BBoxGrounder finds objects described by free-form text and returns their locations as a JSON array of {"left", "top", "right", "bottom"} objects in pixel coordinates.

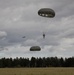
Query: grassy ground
[{"left": 0, "top": 68, "right": 74, "bottom": 75}]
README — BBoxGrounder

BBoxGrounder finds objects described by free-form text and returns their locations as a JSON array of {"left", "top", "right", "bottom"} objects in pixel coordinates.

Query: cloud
[
  {"left": 0, "top": 46, "right": 8, "bottom": 51},
  {"left": 21, "top": 39, "right": 41, "bottom": 47},
  {"left": 0, "top": 0, "right": 74, "bottom": 58},
  {"left": 0, "top": 31, "right": 7, "bottom": 39}
]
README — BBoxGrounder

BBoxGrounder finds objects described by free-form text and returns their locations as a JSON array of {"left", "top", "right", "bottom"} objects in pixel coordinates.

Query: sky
[{"left": 0, "top": 0, "right": 74, "bottom": 58}]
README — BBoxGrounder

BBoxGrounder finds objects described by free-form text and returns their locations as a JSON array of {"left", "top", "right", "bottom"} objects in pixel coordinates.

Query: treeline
[{"left": 0, "top": 57, "right": 74, "bottom": 68}]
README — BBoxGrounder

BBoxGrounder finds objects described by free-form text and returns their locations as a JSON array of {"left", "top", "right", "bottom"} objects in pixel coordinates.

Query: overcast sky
[{"left": 0, "top": 0, "right": 74, "bottom": 58}]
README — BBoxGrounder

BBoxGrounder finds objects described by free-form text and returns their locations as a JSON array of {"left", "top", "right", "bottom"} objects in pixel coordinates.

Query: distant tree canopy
[{"left": 0, "top": 57, "right": 74, "bottom": 68}]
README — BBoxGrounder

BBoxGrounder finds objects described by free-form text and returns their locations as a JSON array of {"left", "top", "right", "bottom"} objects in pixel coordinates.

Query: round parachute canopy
[
  {"left": 38, "top": 8, "right": 55, "bottom": 18},
  {"left": 30, "top": 46, "right": 41, "bottom": 51}
]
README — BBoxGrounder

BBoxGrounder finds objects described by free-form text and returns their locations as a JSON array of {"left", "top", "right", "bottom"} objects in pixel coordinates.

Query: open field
[{"left": 0, "top": 68, "right": 74, "bottom": 75}]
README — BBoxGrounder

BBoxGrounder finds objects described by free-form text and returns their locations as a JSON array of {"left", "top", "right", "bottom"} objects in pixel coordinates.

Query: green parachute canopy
[
  {"left": 38, "top": 8, "right": 55, "bottom": 18},
  {"left": 30, "top": 46, "right": 41, "bottom": 51}
]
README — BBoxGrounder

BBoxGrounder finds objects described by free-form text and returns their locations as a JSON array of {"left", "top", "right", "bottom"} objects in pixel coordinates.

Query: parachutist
[{"left": 43, "top": 33, "right": 45, "bottom": 39}]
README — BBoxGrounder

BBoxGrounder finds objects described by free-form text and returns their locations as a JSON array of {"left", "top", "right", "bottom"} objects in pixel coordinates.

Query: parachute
[
  {"left": 38, "top": 8, "right": 55, "bottom": 18},
  {"left": 30, "top": 46, "right": 41, "bottom": 51}
]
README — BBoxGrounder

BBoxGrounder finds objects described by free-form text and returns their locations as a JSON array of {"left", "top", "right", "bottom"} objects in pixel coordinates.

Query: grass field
[{"left": 0, "top": 68, "right": 74, "bottom": 75}]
